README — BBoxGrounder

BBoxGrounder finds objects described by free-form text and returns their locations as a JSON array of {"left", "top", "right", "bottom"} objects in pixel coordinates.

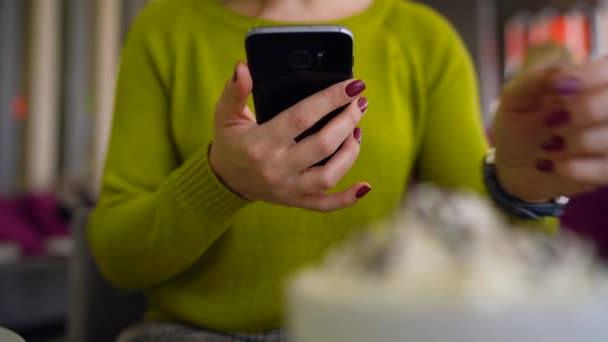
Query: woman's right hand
[{"left": 209, "top": 61, "right": 370, "bottom": 212}]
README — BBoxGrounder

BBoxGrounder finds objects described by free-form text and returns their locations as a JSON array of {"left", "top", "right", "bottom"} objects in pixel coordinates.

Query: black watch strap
[{"left": 483, "top": 149, "right": 569, "bottom": 220}]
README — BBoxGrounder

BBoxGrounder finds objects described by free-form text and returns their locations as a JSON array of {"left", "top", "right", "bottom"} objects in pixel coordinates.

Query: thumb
[{"left": 216, "top": 61, "right": 254, "bottom": 122}]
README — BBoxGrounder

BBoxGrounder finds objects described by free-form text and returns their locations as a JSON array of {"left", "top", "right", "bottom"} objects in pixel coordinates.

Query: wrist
[
  {"left": 484, "top": 149, "right": 569, "bottom": 219},
  {"left": 494, "top": 166, "right": 549, "bottom": 203},
  {"left": 208, "top": 142, "right": 252, "bottom": 201},
  {"left": 493, "top": 150, "right": 549, "bottom": 203}
]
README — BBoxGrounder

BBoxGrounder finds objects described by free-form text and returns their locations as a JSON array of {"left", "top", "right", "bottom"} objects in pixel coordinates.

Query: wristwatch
[{"left": 483, "top": 148, "right": 570, "bottom": 220}]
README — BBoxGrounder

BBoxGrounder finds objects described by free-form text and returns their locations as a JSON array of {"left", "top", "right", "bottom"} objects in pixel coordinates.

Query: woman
[{"left": 89, "top": 0, "right": 608, "bottom": 340}]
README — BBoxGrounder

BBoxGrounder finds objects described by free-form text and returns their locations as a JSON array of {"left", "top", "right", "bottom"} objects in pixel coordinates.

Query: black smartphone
[{"left": 245, "top": 25, "right": 354, "bottom": 164}]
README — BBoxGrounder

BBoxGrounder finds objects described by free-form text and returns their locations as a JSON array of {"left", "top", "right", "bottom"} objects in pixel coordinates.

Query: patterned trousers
[{"left": 116, "top": 322, "right": 287, "bottom": 342}]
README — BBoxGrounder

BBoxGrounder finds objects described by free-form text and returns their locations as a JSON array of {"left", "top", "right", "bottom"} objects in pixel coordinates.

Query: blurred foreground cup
[{"left": 0, "top": 327, "right": 25, "bottom": 342}]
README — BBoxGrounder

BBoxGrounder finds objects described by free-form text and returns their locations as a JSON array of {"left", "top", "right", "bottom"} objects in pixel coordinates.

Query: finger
[
  {"left": 555, "top": 157, "right": 608, "bottom": 185},
  {"left": 551, "top": 56, "right": 608, "bottom": 92},
  {"left": 297, "top": 182, "right": 372, "bottom": 213},
  {"left": 296, "top": 127, "right": 362, "bottom": 193},
  {"left": 289, "top": 98, "right": 366, "bottom": 169},
  {"left": 547, "top": 125, "right": 608, "bottom": 156},
  {"left": 216, "top": 61, "right": 255, "bottom": 123},
  {"left": 500, "top": 68, "right": 554, "bottom": 113},
  {"left": 557, "top": 86, "right": 608, "bottom": 127},
  {"left": 265, "top": 79, "right": 366, "bottom": 142}
]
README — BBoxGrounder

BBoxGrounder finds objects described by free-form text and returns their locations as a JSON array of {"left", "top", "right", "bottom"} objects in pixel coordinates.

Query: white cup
[{"left": 0, "top": 327, "right": 25, "bottom": 342}]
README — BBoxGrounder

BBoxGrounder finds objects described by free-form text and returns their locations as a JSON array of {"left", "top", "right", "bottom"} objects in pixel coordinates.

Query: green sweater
[{"left": 89, "top": 0, "right": 491, "bottom": 332}]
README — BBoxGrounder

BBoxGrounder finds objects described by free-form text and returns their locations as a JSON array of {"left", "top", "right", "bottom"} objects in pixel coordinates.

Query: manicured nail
[
  {"left": 356, "top": 185, "right": 372, "bottom": 199},
  {"left": 232, "top": 62, "right": 239, "bottom": 82},
  {"left": 354, "top": 127, "right": 362, "bottom": 144},
  {"left": 544, "top": 110, "right": 571, "bottom": 128},
  {"left": 536, "top": 159, "right": 555, "bottom": 173},
  {"left": 541, "top": 135, "right": 566, "bottom": 152},
  {"left": 554, "top": 77, "right": 581, "bottom": 95},
  {"left": 346, "top": 80, "right": 366, "bottom": 97},
  {"left": 358, "top": 97, "right": 368, "bottom": 113}
]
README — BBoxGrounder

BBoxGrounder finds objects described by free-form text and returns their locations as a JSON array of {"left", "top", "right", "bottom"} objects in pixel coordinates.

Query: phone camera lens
[{"left": 288, "top": 50, "right": 311, "bottom": 69}]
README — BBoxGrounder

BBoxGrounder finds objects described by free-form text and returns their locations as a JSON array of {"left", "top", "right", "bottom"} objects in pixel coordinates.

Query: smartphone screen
[{"left": 245, "top": 26, "right": 354, "bottom": 143}]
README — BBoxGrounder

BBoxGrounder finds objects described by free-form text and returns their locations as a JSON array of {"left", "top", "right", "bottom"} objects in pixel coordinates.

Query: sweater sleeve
[
  {"left": 87, "top": 8, "right": 250, "bottom": 290},
  {"left": 414, "top": 8, "right": 557, "bottom": 232},
  {"left": 415, "top": 11, "right": 489, "bottom": 194}
]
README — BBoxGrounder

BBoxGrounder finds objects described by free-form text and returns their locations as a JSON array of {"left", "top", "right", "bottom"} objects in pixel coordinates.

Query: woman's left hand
[{"left": 493, "top": 59, "right": 608, "bottom": 202}]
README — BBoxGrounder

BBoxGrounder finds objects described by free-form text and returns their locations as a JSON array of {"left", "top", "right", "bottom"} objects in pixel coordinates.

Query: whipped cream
[{"left": 290, "top": 185, "right": 608, "bottom": 310}]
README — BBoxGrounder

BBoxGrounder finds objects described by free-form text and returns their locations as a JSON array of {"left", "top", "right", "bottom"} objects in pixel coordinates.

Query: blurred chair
[{"left": 67, "top": 208, "right": 145, "bottom": 342}]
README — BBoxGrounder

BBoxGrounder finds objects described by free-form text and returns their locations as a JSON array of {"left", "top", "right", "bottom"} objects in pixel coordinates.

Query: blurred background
[{"left": 0, "top": 0, "right": 607, "bottom": 341}]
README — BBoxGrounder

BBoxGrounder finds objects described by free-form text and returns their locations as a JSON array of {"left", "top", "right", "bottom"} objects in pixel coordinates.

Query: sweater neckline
[{"left": 203, "top": 0, "right": 392, "bottom": 32}]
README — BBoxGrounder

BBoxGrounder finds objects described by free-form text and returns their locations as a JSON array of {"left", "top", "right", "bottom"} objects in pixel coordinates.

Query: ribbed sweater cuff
[{"left": 170, "top": 145, "right": 250, "bottom": 224}]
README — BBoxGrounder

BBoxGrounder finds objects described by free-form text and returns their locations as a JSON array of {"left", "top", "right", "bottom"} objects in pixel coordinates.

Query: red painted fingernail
[
  {"left": 346, "top": 80, "right": 366, "bottom": 97},
  {"left": 554, "top": 77, "right": 581, "bottom": 95},
  {"left": 541, "top": 135, "right": 566, "bottom": 152},
  {"left": 536, "top": 159, "right": 555, "bottom": 173},
  {"left": 358, "top": 97, "right": 368, "bottom": 113},
  {"left": 232, "top": 62, "right": 239, "bottom": 82},
  {"left": 354, "top": 127, "right": 362, "bottom": 144},
  {"left": 356, "top": 185, "right": 372, "bottom": 199},
  {"left": 544, "top": 110, "right": 571, "bottom": 128}
]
